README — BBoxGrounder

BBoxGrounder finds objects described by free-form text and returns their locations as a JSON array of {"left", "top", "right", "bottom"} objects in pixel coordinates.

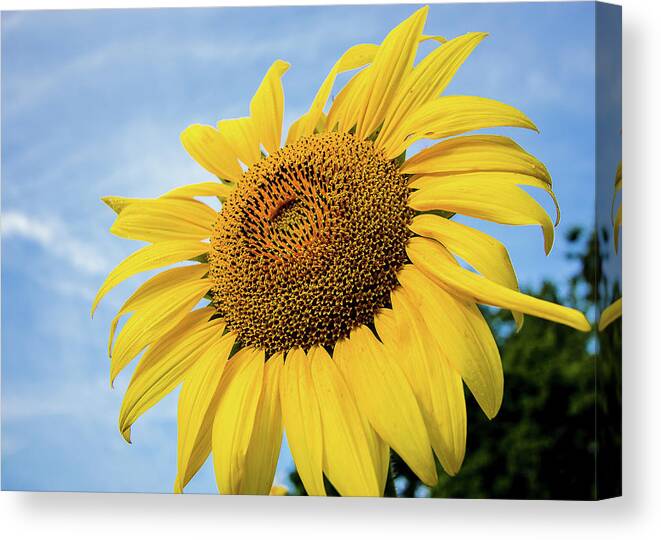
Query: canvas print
[{"left": 1, "top": 2, "right": 622, "bottom": 499}]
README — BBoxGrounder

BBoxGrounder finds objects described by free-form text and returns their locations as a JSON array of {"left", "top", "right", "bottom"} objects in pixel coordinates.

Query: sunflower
[
  {"left": 598, "top": 161, "right": 622, "bottom": 331},
  {"left": 94, "top": 6, "right": 590, "bottom": 497}
]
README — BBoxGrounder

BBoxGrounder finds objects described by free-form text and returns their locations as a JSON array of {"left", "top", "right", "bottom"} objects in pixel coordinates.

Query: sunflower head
[
  {"left": 209, "top": 131, "right": 412, "bottom": 353},
  {"left": 95, "top": 6, "right": 590, "bottom": 498}
]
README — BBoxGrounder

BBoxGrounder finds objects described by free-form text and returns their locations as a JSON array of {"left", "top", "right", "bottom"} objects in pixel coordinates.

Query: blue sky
[{"left": 1, "top": 2, "right": 606, "bottom": 493}]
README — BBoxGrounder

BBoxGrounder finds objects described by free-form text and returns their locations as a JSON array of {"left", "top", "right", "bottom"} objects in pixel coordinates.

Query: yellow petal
[
  {"left": 110, "top": 198, "right": 217, "bottom": 243},
  {"left": 217, "top": 117, "right": 261, "bottom": 168},
  {"left": 408, "top": 176, "right": 555, "bottom": 255},
  {"left": 91, "top": 240, "right": 209, "bottom": 316},
  {"left": 328, "top": 339, "right": 390, "bottom": 495},
  {"left": 614, "top": 204, "right": 622, "bottom": 253},
  {"left": 110, "top": 277, "right": 211, "bottom": 384},
  {"left": 409, "top": 171, "right": 560, "bottom": 227},
  {"left": 163, "top": 181, "right": 235, "bottom": 201},
  {"left": 354, "top": 7, "right": 428, "bottom": 139},
  {"left": 315, "top": 112, "right": 328, "bottom": 133},
  {"left": 401, "top": 135, "right": 551, "bottom": 184},
  {"left": 309, "top": 346, "right": 380, "bottom": 496},
  {"left": 108, "top": 264, "right": 209, "bottom": 357},
  {"left": 326, "top": 68, "right": 369, "bottom": 133},
  {"left": 420, "top": 34, "right": 448, "bottom": 44},
  {"left": 212, "top": 347, "right": 265, "bottom": 494},
  {"left": 240, "top": 352, "right": 285, "bottom": 495},
  {"left": 118, "top": 307, "right": 221, "bottom": 442},
  {"left": 250, "top": 60, "right": 290, "bottom": 154},
  {"left": 388, "top": 95, "right": 538, "bottom": 158},
  {"left": 413, "top": 322, "right": 467, "bottom": 476},
  {"left": 407, "top": 237, "right": 591, "bottom": 332},
  {"left": 377, "top": 32, "right": 488, "bottom": 154},
  {"left": 376, "top": 292, "right": 467, "bottom": 476},
  {"left": 327, "top": 33, "right": 445, "bottom": 135},
  {"left": 280, "top": 347, "right": 326, "bottom": 496},
  {"left": 396, "top": 264, "right": 503, "bottom": 419},
  {"left": 286, "top": 43, "right": 378, "bottom": 144},
  {"left": 285, "top": 116, "right": 308, "bottom": 147},
  {"left": 334, "top": 326, "right": 437, "bottom": 486},
  {"left": 102, "top": 196, "right": 147, "bottom": 214},
  {"left": 180, "top": 124, "right": 244, "bottom": 182},
  {"left": 372, "top": 308, "right": 430, "bottom": 439},
  {"left": 103, "top": 183, "right": 232, "bottom": 217},
  {"left": 363, "top": 423, "right": 390, "bottom": 496},
  {"left": 174, "top": 331, "right": 237, "bottom": 493},
  {"left": 614, "top": 162, "right": 622, "bottom": 191},
  {"left": 410, "top": 213, "right": 523, "bottom": 329},
  {"left": 598, "top": 297, "right": 622, "bottom": 331}
]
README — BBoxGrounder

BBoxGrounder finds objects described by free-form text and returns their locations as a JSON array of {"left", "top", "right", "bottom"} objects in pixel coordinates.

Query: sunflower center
[
  {"left": 269, "top": 198, "right": 304, "bottom": 230},
  {"left": 209, "top": 132, "right": 412, "bottom": 353}
]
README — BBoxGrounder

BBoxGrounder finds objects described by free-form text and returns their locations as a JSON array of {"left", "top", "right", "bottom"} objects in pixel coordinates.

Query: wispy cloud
[
  {"left": 2, "top": 11, "right": 380, "bottom": 117},
  {"left": 2, "top": 210, "right": 109, "bottom": 275}
]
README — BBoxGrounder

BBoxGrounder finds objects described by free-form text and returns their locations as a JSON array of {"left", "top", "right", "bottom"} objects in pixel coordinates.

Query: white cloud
[
  {"left": 2, "top": 376, "right": 112, "bottom": 422},
  {"left": 2, "top": 14, "right": 379, "bottom": 116},
  {"left": 2, "top": 210, "right": 109, "bottom": 275},
  {"left": 1, "top": 372, "right": 175, "bottom": 426}
]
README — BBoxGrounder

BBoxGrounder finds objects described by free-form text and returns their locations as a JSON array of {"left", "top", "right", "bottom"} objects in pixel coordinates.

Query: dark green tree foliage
[
  {"left": 594, "top": 224, "right": 623, "bottom": 499},
  {"left": 596, "top": 305, "right": 622, "bottom": 499},
  {"left": 421, "top": 283, "right": 595, "bottom": 499},
  {"left": 288, "top": 228, "right": 619, "bottom": 499}
]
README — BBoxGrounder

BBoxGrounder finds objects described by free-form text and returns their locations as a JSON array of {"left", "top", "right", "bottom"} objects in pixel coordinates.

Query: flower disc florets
[{"left": 209, "top": 132, "right": 412, "bottom": 353}]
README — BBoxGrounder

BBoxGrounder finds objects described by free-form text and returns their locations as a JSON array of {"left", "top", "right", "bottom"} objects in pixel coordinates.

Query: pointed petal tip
[
  {"left": 421, "top": 466, "right": 438, "bottom": 488},
  {"left": 90, "top": 294, "right": 102, "bottom": 317},
  {"left": 275, "top": 59, "right": 291, "bottom": 71},
  {"left": 485, "top": 401, "right": 501, "bottom": 421},
  {"left": 173, "top": 478, "right": 183, "bottom": 494},
  {"left": 543, "top": 227, "right": 555, "bottom": 256},
  {"left": 577, "top": 314, "right": 592, "bottom": 333},
  {"left": 109, "top": 366, "right": 121, "bottom": 389},
  {"left": 468, "top": 31, "right": 489, "bottom": 41},
  {"left": 442, "top": 460, "right": 463, "bottom": 477}
]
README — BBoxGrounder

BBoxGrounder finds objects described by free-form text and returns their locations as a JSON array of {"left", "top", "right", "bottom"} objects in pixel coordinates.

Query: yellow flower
[{"left": 94, "top": 7, "right": 590, "bottom": 497}]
